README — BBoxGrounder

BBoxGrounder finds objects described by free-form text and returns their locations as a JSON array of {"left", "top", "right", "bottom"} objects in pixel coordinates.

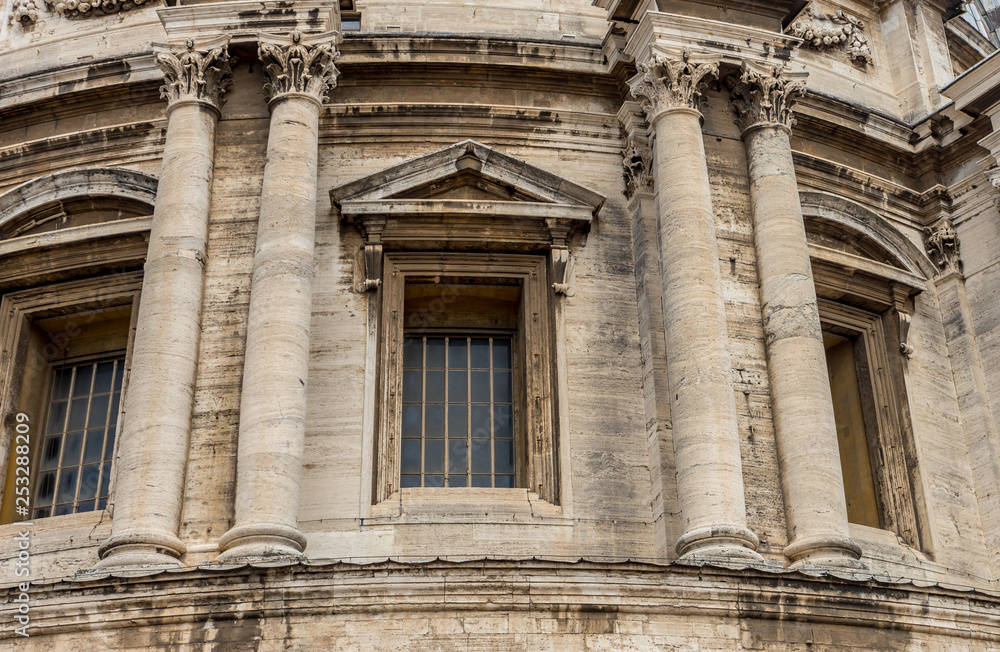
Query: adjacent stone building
[{"left": 1, "top": 0, "right": 1000, "bottom": 648}]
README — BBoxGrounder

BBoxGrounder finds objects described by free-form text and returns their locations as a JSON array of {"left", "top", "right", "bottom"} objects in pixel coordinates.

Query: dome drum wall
[{"left": 0, "top": 0, "right": 999, "bottom": 648}]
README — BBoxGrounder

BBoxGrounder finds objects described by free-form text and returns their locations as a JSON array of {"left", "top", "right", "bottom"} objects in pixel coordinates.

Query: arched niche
[{"left": 0, "top": 168, "right": 157, "bottom": 240}]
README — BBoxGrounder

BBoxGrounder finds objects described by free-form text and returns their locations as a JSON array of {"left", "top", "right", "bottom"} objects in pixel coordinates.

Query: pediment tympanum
[{"left": 330, "top": 140, "right": 605, "bottom": 252}]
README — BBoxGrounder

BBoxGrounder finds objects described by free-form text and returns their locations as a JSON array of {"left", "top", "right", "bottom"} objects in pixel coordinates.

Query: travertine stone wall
[{"left": 1, "top": 0, "right": 1000, "bottom": 647}]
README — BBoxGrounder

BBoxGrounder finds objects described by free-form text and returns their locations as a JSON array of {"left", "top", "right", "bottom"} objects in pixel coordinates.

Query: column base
[
  {"left": 784, "top": 534, "right": 866, "bottom": 570},
  {"left": 95, "top": 530, "right": 186, "bottom": 569},
  {"left": 675, "top": 524, "right": 763, "bottom": 563},
  {"left": 217, "top": 522, "right": 307, "bottom": 562}
]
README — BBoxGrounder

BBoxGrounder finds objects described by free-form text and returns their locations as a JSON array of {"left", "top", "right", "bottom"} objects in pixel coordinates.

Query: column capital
[
  {"left": 617, "top": 102, "right": 654, "bottom": 200},
  {"left": 153, "top": 37, "right": 234, "bottom": 114},
  {"left": 258, "top": 30, "right": 340, "bottom": 106},
  {"left": 628, "top": 51, "right": 718, "bottom": 122},
  {"left": 728, "top": 61, "right": 807, "bottom": 136}
]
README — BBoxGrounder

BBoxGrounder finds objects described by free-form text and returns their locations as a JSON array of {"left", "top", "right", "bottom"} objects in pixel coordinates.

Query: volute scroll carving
[
  {"left": 729, "top": 62, "right": 808, "bottom": 135},
  {"left": 258, "top": 30, "right": 341, "bottom": 104},
  {"left": 154, "top": 38, "right": 234, "bottom": 112},
  {"left": 628, "top": 51, "right": 719, "bottom": 120}
]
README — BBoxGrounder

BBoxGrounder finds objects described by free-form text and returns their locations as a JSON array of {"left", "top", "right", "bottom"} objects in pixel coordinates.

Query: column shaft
[
  {"left": 218, "top": 96, "right": 319, "bottom": 559},
  {"left": 218, "top": 30, "right": 338, "bottom": 560},
  {"left": 652, "top": 108, "right": 759, "bottom": 559},
  {"left": 733, "top": 63, "right": 863, "bottom": 567},
  {"left": 97, "top": 102, "right": 218, "bottom": 567}
]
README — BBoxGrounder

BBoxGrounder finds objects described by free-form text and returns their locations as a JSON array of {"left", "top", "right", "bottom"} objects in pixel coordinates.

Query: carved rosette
[
  {"left": 923, "top": 221, "right": 961, "bottom": 274},
  {"left": 786, "top": 4, "right": 873, "bottom": 66},
  {"left": 11, "top": 0, "right": 39, "bottom": 28},
  {"left": 628, "top": 51, "right": 719, "bottom": 121},
  {"left": 258, "top": 31, "right": 340, "bottom": 104},
  {"left": 621, "top": 135, "right": 653, "bottom": 199},
  {"left": 154, "top": 39, "right": 234, "bottom": 113},
  {"left": 729, "top": 63, "right": 807, "bottom": 135}
]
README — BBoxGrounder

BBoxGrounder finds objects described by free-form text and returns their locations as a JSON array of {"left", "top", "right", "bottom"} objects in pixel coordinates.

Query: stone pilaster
[
  {"left": 730, "top": 61, "right": 863, "bottom": 569},
  {"left": 97, "top": 38, "right": 232, "bottom": 568},
  {"left": 628, "top": 52, "right": 761, "bottom": 562},
  {"left": 218, "top": 30, "right": 339, "bottom": 561}
]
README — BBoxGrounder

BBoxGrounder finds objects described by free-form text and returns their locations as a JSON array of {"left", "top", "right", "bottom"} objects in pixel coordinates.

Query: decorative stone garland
[
  {"left": 48, "top": 0, "right": 155, "bottom": 19},
  {"left": 786, "top": 3, "right": 873, "bottom": 66},
  {"left": 10, "top": 0, "right": 40, "bottom": 29}
]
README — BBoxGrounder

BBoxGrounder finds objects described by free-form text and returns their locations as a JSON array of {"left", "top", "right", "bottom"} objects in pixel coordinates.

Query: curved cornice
[
  {"left": 800, "top": 190, "right": 937, "bottom": 279},
  {"left": 0, "top": 167, "right": 157, "bottom": 232}
]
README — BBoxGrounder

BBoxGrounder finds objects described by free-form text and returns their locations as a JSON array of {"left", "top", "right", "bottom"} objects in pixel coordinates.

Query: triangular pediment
[{"left": 330, "top": 140, "right": 605, "bottom": 210}]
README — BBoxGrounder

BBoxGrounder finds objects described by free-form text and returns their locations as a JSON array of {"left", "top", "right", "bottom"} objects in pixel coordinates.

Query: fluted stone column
[
  {"left": 628, "top": 53, "right": 761, "bottom": 561},
  {"left": 97, "top": 38, "right": 232, "bottom": 568},
  {"left": 730, "top": 62, "right": 863, "bottom": 568},
  {"left": 218, "top": 31, "right": 339, "bottom": 561}
]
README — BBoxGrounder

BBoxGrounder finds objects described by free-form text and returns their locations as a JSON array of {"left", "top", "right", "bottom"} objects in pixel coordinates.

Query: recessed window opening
[
  {"left": 400, "top": 279, "right": 522, "bottom": 489},
  {"left": 824, "top": 327, "right": 881, "bottom": 529}
]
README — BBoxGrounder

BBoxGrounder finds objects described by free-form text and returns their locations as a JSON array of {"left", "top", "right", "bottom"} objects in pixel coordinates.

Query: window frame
[
  {"left": 374, "top": 252, "right": 557, "bottom": 504},
  {"left": 0, "top": 273, "right": 141, "bottom": 524},
  {"left": 819, "top": 298, "right": 921, "bottom": 546}
]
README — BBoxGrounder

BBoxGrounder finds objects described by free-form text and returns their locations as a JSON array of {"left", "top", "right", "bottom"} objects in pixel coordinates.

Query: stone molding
[
  {"left": 258, "top": 31, "right": 340, "bottom": 105},
  {"left": 628, "top": 51, "right": 718, "bottom": 120},
  {"left": 923, "top": 220, "right": 961, "bottom": 275},
  {"left": 785, "top": 2, "right": 873, "bottom": 66},
  {"left": 729, "top": 62, "right": 808, "bottom": 135},
  {"left": 153, "top": 37, "right": 234, "bottom": 113}
]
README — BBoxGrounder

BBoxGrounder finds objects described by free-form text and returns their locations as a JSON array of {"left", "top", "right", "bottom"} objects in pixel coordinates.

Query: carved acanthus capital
[
  {"left": 258, "top": 30, "right": 340, "bottom": 105},
  {"left": 621, "top": 133, "right": 654, "bottom": 199},
  {"left": 10, "top": 0, "right": 39, "bottom": 28},
  {"left": 923, "top": 220, "right": 961, "bottom": 274},
  {"left": 786, "top": 3, "right": 873, "bottom": 66},
  {"left": 729, "top": 63, "right": 807, "bottom": 135},
  {"left": 154, "top": 38, "right": 234, "bottom": 112},
  {"left": 628, "top": 51, "right": 719, "bottom": 120}
]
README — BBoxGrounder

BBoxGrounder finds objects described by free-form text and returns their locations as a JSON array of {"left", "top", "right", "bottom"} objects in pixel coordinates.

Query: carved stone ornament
[
  {"left": 10, "top": 0, "right": 39, "bottom": 28},
  {"left": 628, "top": 51, "right": 719, "bottom": 119},
  {"left": 258, "top": 30, "right": 340, "bottom": 104},
  {"left": 154, "top": 38, "right": 234, "bottom": 112},
  {"left": 786, "top": 3, "right": 873, "bottom": 66},
  {"left": 923, "top": 220, "right": 961, "bottom": 274},
  {"left": 985, "top": 166, "right": 1000, "bottom": 211},
  {"left": 621, "top": 135, "right": 653, "bottom": 199},
  {"left": 49, "top": 0, "right": 155, "bottom": 19},
  {"left": 729, "top": 63, "right": 807, "bottom": 135}
]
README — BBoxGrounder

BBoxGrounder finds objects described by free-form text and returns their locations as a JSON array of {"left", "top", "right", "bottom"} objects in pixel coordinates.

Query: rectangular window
[
  {"left": 400, "top": 335, "right": 515, "bottom": 488},
  {"left": 373, "top": 253, "right": 557, "bottom": 504},
  {"left": 0, "top": 275, "right": 141, "bottom": 524},
  {"left": 33, "top": 356, "right": 124, "bottom": 518},
  {"left": 820, "top": 299, "right": 922, "bottom": 547}
]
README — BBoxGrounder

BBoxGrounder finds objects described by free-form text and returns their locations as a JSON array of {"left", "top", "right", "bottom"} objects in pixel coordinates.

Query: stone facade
[{"left": 0, "top": 0, "right": 999, "bottom": 649}]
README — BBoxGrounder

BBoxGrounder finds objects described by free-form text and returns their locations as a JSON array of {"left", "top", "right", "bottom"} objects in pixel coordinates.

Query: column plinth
[
  {"left": 97, "top": 38, "right": 232, "bottom": 569},
  {"left": 218, "top": 30, "right": 339, "bottom": 562},
  {"left": 629, "top": 52, "right": 761, "bottom": 563},
  {"left": 731, "top": 63, "right": 864, "bottom": 569}
]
